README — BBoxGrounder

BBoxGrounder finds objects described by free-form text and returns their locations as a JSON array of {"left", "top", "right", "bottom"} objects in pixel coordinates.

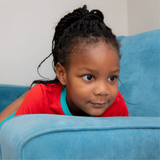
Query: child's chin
[{"left": 89, "top": 112, "right": 104, "bottom": 117}]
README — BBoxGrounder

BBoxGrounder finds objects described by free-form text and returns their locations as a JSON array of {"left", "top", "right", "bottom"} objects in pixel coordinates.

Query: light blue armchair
[{"left": 0, "top": 29, "right": 160, "bottom": 160}]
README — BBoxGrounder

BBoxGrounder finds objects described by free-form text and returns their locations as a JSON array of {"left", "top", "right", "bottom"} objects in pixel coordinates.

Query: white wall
[
  {"left": 127, "top": 0, "right": 160, "bottom": 35},
  {"left": 0, "top": 0, "right": 128, "bottom": 85}
]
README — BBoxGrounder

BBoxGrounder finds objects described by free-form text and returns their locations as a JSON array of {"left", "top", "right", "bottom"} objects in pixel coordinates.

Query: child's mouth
[{"left": 90, "top": 102, "right": 108, "bottom": 108}]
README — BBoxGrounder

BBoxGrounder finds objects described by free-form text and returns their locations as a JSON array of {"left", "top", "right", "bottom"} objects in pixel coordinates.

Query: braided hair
[{"left": 32, "top": 5, "right": 120, "bottom": 85}]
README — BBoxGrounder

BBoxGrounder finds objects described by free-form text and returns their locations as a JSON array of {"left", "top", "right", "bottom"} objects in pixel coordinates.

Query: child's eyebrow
[
  {"left": 110, "top": 69, "right": 120, "bottom": 73},
  {"left": 78, "top": 67, "right": 98, "bottom": 74},
  {"left": 78, "top": 68, "right": 120, "bottom": 74}
]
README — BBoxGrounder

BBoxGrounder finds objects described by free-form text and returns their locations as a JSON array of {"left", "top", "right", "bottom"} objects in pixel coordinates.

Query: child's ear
[{"left": 56, "top": 62, "right": 67, "bottom": 85}]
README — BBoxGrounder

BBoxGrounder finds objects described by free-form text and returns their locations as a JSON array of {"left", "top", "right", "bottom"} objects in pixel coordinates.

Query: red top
[{"left": 15, "top": 83, "right": 129, "bottom": 117}]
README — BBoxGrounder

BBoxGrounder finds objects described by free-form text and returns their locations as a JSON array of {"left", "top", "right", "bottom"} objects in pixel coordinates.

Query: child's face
[{"left": 64, "top": 41, "right": 120, "bottom": 116}]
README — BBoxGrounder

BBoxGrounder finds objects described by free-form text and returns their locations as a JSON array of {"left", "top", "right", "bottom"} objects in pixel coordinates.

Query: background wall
[
  {"left": 127, "top": 0, "right": 160, "bottom": 35},
  {"left": 0, "top": 0, "right": 159, "bottom": 86}
]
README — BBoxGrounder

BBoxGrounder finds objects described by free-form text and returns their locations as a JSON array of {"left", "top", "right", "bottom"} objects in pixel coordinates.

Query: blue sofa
[{"left": 0, "top": 29, "right": 160, "bottom": 159}]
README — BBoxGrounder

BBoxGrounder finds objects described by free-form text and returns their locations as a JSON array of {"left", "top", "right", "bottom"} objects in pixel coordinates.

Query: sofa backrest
[
  {"left": 118, "top": 30, "right": 160, "bottom": 117},
  {"left": 0, "top": 84, "right": 29, "bottom": 113}
]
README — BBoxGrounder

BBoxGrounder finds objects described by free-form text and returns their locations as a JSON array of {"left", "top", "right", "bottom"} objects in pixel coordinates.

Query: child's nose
[{"left": 93, "top": 81, "right": 109, "bottom": 96}]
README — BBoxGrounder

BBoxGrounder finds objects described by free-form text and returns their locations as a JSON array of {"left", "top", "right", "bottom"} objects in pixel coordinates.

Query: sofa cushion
[{"left": 118, "top": 30, "right": 160, "bottom": 117}]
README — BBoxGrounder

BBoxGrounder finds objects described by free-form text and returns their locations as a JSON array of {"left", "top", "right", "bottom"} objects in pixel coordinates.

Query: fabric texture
[
  {"left": 0, "top": 115, "right": 160, "bottom": 159},
  {"left": 118, "top": 29, "right": 160, "bottom": 117},
  {"left": 15, "top": 83, "right": 129, "bottom": 117}
]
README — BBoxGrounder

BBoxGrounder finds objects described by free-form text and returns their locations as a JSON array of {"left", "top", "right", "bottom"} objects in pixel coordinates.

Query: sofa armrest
[{"left": 0, "top": 115, "right": 160, "bottom": 159}]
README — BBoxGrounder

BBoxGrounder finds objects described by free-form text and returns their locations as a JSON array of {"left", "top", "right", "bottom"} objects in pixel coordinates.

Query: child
[{"left": 0, "top": 5, "right": 128, "bottom": 124}]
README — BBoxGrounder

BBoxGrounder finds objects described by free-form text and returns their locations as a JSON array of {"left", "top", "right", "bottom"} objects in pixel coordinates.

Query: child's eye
[
  {"left": 108, "top": 76, "right": 118, "bottom": 81},
  {"left": 83, "top": 75, "right": 93, "bottom": 81}
]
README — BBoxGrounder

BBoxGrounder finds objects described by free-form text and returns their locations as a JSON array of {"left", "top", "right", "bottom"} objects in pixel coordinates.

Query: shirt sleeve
[{"left": 14, "top": 84, "right": 45, "bottom": 116}]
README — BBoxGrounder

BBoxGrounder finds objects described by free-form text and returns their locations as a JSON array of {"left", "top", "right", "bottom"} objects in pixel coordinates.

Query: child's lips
[{"left": 90, "top": 101, "right": 108, "bottom": 108}]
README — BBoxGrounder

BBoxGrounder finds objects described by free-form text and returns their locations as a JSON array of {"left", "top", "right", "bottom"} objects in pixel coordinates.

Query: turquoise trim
[
  {"left": 61, "top": 86, "right": 72, "bottom": 116},
  {"left": 0, "top": 111, "right": 16, "bottom": 127}
]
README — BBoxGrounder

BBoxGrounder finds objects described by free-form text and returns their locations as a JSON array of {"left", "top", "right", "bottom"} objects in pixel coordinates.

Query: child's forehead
[
  {"left": 69, "top": 41, "right": 119, "bottom": 68},
  {"left": 71, "top": 40, "right": 118, "bottom": 57}
]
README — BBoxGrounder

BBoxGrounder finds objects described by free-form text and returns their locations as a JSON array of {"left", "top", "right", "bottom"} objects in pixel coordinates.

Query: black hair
[{"left": 32, "top": 5, "right": 121, "bottom": 86}]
